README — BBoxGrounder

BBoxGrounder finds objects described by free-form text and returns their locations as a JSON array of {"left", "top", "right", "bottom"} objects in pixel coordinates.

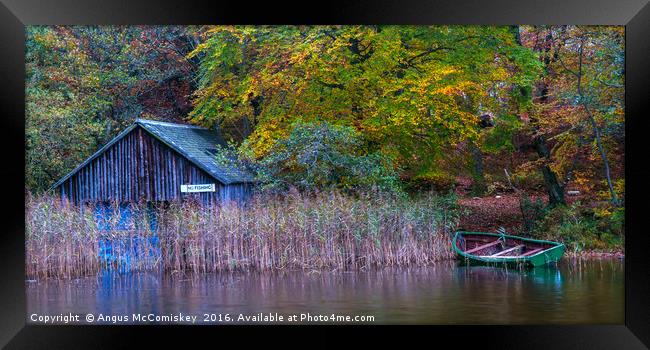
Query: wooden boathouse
[{"left": 51, "top": 119, "right": 254, "bottom": 206}]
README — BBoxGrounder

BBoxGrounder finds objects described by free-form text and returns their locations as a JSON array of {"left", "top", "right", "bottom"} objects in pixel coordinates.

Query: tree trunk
[
  {"left": 528, "top": 26, "right": 566, "bottom": 207},
  {"left": 470, "top": 143, "right": 486, "bottom": 195},
  {"left": 585, "top": 110, "right": 620, "bottom": 206},
  {"left": 534, "top": 135, "right": 566, "bottom": 206}
]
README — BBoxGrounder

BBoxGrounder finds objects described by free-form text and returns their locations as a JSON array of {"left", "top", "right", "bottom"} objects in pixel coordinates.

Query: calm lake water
[{"left": 26, "top": 258, "right": 623, "bottom": 325}]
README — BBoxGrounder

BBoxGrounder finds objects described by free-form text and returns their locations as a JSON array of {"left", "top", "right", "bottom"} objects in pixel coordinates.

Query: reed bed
[{"left": 25, "top": 192, "right": 461, "bottom": 279}]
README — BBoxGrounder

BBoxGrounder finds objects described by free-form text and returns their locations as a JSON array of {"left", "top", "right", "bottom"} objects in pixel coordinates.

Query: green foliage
[
  {"left": 512, "top": 170, "right": 545, "bottom": 190},
  {"left": 527, "top": 201, "right": 624, "bottom": 252},
  {"left": 481, "top": 114, "right": 521, "bottom": 153},
  {"left": 209, "top": 121, "right": 401, "bottom": 192},
  {"left": 257, "top": 121, "right": 400, "bottom": 192},
  {"left": 607, "top": 206, "right": 625, "bottom": 237},
  {"left": 520, "top": 196, "right": 548, "bottom": 233},
  {"left": 406, "top": 171, "right": 457, "bottom": 194}
]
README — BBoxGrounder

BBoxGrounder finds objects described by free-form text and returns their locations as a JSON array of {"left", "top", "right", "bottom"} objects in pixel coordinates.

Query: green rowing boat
[{"left": 453, "top": 231, "right": 565, "bottom": 267}]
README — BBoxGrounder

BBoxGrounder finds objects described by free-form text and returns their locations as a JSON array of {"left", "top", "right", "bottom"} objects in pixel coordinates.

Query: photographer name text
[{"left": 29, "top": 312, "right": 375, "bottom": 324}]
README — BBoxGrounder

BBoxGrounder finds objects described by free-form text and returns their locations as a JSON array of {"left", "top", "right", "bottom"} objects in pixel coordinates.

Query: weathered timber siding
[{"left": 56, "top": 126, "right": 251, "bottom": 205}]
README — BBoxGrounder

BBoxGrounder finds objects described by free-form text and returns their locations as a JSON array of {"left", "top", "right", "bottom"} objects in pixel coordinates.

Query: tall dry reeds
[
  {"left": 26, "top": 191, "right": 460, "bottom": 279},
  {"left": 26, "top": 195, "right": 100, "bottom": 279}
]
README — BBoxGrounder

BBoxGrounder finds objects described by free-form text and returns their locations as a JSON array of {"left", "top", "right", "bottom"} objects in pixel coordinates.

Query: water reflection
[{"left": 26, "top": 258, "right": 623, "bottom": 324}]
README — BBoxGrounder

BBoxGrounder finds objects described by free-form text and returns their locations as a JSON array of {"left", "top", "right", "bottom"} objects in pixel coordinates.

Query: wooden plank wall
[{"left": 57, "top": 126, "right": 252, "bottom": 205}]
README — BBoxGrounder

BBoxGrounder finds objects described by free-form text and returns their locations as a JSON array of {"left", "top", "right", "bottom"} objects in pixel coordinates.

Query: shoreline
[
  {"left": 25, "top": 254, "right": 624, "bottom": 282},
  {"left": 564, "top": 250, "right": 624, "bottom": 259}
]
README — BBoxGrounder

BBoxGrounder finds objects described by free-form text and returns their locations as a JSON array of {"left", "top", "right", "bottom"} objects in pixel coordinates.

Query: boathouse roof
[{"left": 51, "top": 119, "right": 254, "bottom": 189}]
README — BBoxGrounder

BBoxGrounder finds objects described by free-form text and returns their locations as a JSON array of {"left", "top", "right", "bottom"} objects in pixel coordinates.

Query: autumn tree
[{"left": 189, "top": 25, "right": 540, "bottom": 188}]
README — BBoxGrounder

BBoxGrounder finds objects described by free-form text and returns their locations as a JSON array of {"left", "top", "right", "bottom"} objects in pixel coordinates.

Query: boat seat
[
  {"left": 465, "top": 240, "right": 502, "bottom": 254},
  {"left": 489, "top": 245, "right": 525, "bottom": 257},
  {"left": 521, "top": 248, "right": 544, "bottom": 257}
]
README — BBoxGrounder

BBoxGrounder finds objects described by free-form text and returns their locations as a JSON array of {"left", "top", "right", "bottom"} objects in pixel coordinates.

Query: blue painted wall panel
[{"left": 94, "top": 202, "right": 160, "bottom": 268}]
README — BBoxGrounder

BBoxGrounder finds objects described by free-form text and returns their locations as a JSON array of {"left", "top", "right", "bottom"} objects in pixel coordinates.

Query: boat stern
[{"left": 528, "top": 243, "right": 566, "bottom": 267}]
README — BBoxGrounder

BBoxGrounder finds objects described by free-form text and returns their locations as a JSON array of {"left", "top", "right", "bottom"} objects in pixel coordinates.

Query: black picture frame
[{"left": 1, "top": 0, "right": 648, "bottom": 348}]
